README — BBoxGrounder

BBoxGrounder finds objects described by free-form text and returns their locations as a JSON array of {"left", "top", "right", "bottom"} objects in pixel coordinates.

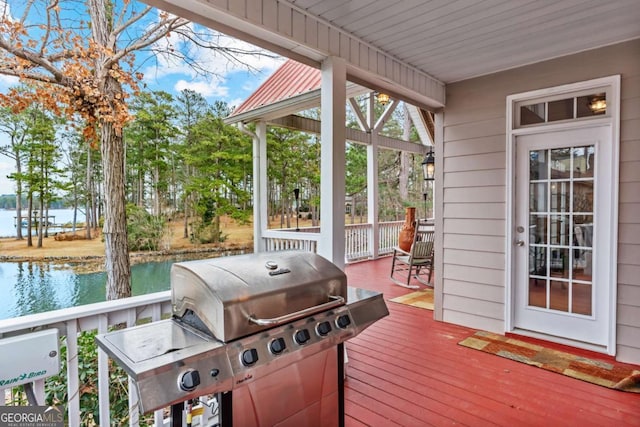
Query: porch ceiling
[{"left": 293, "top": 0, "right": 640, "bottom": 83}]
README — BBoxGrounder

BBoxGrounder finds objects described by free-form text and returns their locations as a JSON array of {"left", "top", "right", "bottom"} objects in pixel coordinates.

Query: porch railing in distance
[{"left": 263, "top": 221, "right": 404, "bottom": 262}]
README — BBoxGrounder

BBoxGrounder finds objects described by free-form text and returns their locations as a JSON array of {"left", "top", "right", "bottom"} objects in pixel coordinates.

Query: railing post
[
  {"left": 65, "top": 320, "right": 81, "bottom": 427},
  {"left": 127, "top": 309, "right": 140, "bottom": 427},
  {"left": 97, "top": 314, "right": 110, "bottom": 427}
]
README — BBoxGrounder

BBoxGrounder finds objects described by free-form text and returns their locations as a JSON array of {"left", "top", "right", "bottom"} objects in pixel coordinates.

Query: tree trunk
[
  {"left": 37, "top": 197, "right": 44, "bottom": 248},
  {"left": 26, "top": 195, "right": 33, "bottom": 247},
  {"left": 100, "top": 91, "right": 132, "bottom": 299},
  {"left": 85, "top": 146, "right": 92, "bottom": 240},
  {"left": 14, "top": 148, "right": 23, "bottom": 240}
]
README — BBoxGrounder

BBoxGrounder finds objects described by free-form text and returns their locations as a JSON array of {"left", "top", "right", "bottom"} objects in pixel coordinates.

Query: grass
[
  {"left": 0, "top": 215, "right": 319, "bottom": 261},
  {"left": 0, "top": 216, "right": 255, "bottom": 260}
]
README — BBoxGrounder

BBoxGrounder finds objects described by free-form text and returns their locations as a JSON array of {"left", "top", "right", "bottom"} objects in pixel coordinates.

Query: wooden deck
[{"left": 343, "top": 257, "right": 640, "bottom": 427}]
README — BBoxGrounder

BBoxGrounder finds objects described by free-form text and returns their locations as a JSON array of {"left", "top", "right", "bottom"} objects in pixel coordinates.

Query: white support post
[
  {"left": 366, "top": 93, "right": 380, "bottom": 259},
  {"left": 319, "top": 57, "right": 346, "bottom": 269},
  {"left": 433, "top": 110, "right": 444, "bottom": 321},
  {"left": 253, "top": 121, "right": 268, "bottom": 253}
]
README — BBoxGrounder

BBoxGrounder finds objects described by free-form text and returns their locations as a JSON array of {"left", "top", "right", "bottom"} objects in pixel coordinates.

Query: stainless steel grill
[{"left": 96, "top": 251, "right": 388, "bottom": 426}]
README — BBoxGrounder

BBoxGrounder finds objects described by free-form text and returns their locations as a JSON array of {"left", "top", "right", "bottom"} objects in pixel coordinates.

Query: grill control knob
[
  {"left": 336, "top": 315, "right": 351, "bottom": 329},
  {"left": 242, "top": 348, "right": 259, "bottom": 366},
  {"left": 294, "top": 329, "right": 311, "bottom": 345},
  {"left": 316, "top": 321, "right": 332, "bottom": 336},
  {"left": 269, "top": 337, "right": 286, "bottom": 355},
  {"left": 178, "top": 369, "right": 200, "bottom": 392}
]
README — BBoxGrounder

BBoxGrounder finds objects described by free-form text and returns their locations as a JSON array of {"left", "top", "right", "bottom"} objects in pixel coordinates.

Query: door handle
[{"left": 515, "top": 240, "right": 525, "bottom": 247}]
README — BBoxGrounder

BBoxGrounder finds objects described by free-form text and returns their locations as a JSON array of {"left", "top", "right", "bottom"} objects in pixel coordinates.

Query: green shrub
[
  {"left": 190, "top": 219, "right": 227, "bottom": 244},
  {"left": 126, "top": 204, "right": 166, "bottom": 251},
  {"left": 45, "top": 330, "right": 153, "bottom": 426}
]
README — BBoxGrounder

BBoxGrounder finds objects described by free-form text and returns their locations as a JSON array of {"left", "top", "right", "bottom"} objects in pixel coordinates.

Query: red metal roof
[{"left": 231, "top": 59, "right": 320, "bottom": 116}]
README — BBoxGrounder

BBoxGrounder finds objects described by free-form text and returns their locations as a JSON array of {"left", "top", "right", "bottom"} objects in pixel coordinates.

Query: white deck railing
[
  {"left": 0, "top": 292, "right": 173, "bottom": 427},
  {"left": 264, "top": 221, "right": 403, "bottom": 262},
  {"left": 0, "top": 220, "right": 404, "bottom": 426}
]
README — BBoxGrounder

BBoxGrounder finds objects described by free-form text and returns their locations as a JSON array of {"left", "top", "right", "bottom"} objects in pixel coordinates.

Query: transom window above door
[{"left": 514, "top": 87, "right": 610, "bottom": 128}]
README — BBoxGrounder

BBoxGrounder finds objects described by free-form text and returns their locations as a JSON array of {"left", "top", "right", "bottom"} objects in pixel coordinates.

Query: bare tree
[{"left": 0, "top": 0, "right": 274, "bottom": 299}]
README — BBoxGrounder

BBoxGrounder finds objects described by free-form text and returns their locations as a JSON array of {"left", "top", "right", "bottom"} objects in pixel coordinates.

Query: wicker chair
[{"left": 390, "top": 220, "right": 434, "bottom": 289}]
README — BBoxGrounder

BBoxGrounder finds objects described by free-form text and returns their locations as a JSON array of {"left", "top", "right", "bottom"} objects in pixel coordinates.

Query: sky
[{"left": 0, "top": 0, "right": 285, "bottom": 195}]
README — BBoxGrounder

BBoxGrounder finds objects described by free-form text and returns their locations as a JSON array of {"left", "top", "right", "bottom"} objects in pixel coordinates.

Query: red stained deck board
[{"left": 343, "top": 258, "right": 640, "bottom": 427}]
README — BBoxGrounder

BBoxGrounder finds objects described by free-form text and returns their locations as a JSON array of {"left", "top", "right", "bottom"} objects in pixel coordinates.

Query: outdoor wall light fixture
[
  {"left": 422, "top": 148, "right": 435, "bottom": 181},
  {"left": 376, "top": 92, "right": 390, "bottom": 106},
  {"left": 421, "top": 148, "right": 435, "bottom": 220}
]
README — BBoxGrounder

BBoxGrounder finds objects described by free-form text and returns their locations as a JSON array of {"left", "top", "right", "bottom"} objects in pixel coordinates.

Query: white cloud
[
  {"left": 0, "top": 74, "right": 19, "bottom": 89},
  {"left": 227, "top": 98, "right": 244, "bottom": 110},
  {"left": 141, "top": 17, "right": 285, "bottom": 99},
  {"left": 174, "top": 79, "right": 229, "bottom": 98}
]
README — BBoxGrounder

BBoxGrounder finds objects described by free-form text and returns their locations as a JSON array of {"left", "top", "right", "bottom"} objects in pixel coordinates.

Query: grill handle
[{"left": 248, "top": 295, "right": 345, "bottom": 326}]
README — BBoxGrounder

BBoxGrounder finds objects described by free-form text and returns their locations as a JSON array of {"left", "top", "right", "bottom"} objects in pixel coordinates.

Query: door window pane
[
  {"left": 550, "top": 181, "right": 570, "bottom": 212},
  {"left": 548, "top": 98, "right": 574, "bottom": 122},
  {"left": 549, "top": 280, "right": 569, "bottom": 311},
  {"left": 529, "top": 215, "right": 547, "bottom": 244},
  {"left": 529, "top": 183, "right": 547, "bottom": 212},
  {"left": 573, "top": 216, "right": 593, "bottom": 248},
  {"left": 572, "top": 283, "right": 592, "bottom": 315},
  {"left": 521, "top": 103, "right": 545, "bottom": 126},
  {"left": 549, "top": 215, "right": 570, "bottom": 245},
  {"left": 550, "top": 148, "right": 572, "bottom": 178},
  {"left": 529, "top": 246, "right": 546, "bottom": 276},
  {"left": 530, "top": 150, "right": 548, "bottom": 180},
  {"left": 528, "top": 278, "right": 546, "bottom": 308},
  {"left": 572, "top": 249, "right": 592, "bottom": 282},
  {"left": 550, "top": 248, "right": 570, "bottom": 278},
  {"left": 572, "top": 146, "right": 595, "bottom": 178},
  {"left": 573, "top": 182, "right": 593, "bottom": 216},
  {"left": 577, "top": 93, "right": 606, "bottom": 118}
]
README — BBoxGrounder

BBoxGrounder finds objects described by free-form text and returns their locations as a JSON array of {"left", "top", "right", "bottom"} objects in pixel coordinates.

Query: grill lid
[{"left": 171, "top": 251, "right": 347, "bottom": 342}]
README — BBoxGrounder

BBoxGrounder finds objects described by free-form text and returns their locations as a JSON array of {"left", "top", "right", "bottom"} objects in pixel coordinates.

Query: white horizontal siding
[
  {"left": 444, "top": 248, "right": 505, "bottom": 270},
  {"left": 445, "top": 280, "right": 504, "bottom": 303},
  {"left": 444, "top": 169, "right": 506, "bottom": 188},
  {"left": 443, "top": 233, "right": 505, "bottom": 253},
  {"left": 444, "top": 186, "right": 505, "bottom": 203},
  {"left": 442, "top": 264, "right": 504, "bottom": 287},
  {"left": 444, "top": 135, "right": 505, "bottom": 157},
  {"left": 443, "top": 218, "right": 505, "bottom": 237},
  {"left": 442, "top": 310, "right": 503, "bottom": 335},
  {"left": 443, "top": 203, "right": 505, "bottom": 219}
]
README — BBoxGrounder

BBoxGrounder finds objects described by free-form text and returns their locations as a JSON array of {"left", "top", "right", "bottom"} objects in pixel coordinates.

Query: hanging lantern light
[{"left": 422, "top": 148, "right": 435, "bottom": 181}]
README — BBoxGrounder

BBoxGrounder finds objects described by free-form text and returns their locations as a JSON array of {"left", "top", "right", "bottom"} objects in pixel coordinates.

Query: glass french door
[{"left": 514, "top": 126, "right": 611, "bottom": 346}]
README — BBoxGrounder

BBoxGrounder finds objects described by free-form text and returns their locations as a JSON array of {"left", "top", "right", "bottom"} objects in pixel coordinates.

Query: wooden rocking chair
[{"left": 390, "top": 220, "right": 434, "bottom": 289}]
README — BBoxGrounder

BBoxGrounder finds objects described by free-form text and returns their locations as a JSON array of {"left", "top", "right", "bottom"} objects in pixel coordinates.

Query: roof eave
[{"left": 226, "top": 82, "right": 368, "bottom": 124}]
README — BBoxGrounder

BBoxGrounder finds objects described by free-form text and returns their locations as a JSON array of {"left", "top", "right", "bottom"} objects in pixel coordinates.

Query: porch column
[
  {"left": 433, "top": 111, "right": 444, "bottom": 321},
  {"left": 318, "top": 56, "right": 346, "bottom": 269},
  {"left": 367, "top": 93, "right": 380, "bottom": 259},
  {"left": 253, "top": 121, "right": 268, "bottom": 253}
]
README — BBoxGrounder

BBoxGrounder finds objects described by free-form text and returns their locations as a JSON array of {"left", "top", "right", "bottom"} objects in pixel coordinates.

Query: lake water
[
  {"left": 0, "top": 208, "right": 86, "bottom": 238},
  {"left": 0, "top": 260, "right": 172, "bottom": 320}
]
